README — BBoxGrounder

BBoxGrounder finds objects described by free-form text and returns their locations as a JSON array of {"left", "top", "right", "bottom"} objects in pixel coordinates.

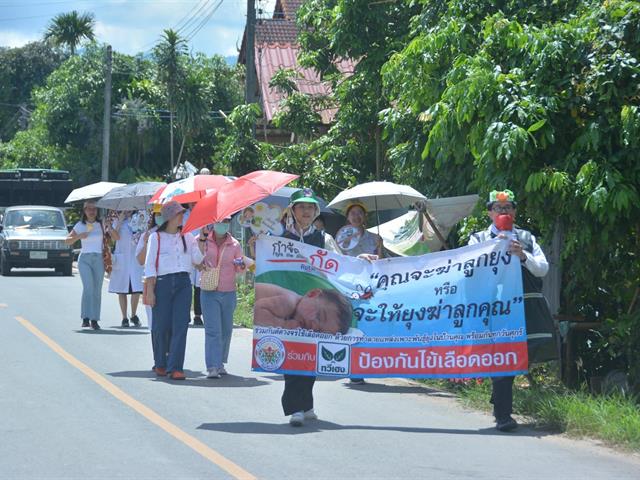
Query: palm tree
[
  {"left": 175, "top": 69, "right": 209, "bottom": 165},
  {"left": 44, "top": 11, "right": 95, "bottom": 56},
  {"left": 153, "top": 29, "right": 187, "bottom": 178}
]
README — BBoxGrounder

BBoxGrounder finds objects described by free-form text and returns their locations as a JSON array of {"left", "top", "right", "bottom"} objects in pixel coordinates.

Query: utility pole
[
  {"left": 101, "top": 45, "right": 112, "bottom": 182},
  {"left": 245, "top": 0, "right": 257, "bottom": 105}
]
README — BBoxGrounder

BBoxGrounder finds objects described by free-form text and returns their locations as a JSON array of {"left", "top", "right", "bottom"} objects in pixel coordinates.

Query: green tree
[
  {"left": 380, "top": 0, "right": 640, "bottom": 384},
  {"left": 0, "top": 42, "right": 66, "bottom": 141},
  {"left": 44, "top": 10, "right": 95, "bottom": 56}
]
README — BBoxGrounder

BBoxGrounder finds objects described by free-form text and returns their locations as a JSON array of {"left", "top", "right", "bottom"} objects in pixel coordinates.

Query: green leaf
[
  {"left": 527, "top": 119, "right": 546, "bottom": 133},
  {"left": 321, "top": 346, "right": 333, "bottom": 361}
]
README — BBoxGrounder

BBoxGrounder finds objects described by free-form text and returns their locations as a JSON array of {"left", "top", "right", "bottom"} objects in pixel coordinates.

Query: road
[{"left": 1, "top": 269, "right": 639, "bottom": 479}]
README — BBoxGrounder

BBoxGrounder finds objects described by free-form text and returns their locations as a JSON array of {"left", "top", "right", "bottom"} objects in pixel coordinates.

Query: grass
[
  {"left": 423, "top": 368, "right": 640, "bottom": 451},
  {"left": 232, "top": 289, "right": 640, "bottom": 451},
  {"left": 234, "top": 282, "right": 255, "bottom": 328}
]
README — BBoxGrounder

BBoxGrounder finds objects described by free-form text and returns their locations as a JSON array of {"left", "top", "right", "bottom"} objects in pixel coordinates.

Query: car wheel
[{"left": 0, "top": 256, "right": 10, "bottom": 276}]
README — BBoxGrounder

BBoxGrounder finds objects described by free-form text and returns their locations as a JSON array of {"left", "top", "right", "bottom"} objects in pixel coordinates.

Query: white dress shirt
[
  {"left": 144, "top": 231, "right": 204, "bottom": 278},
  {"left": 468, "top": 225, "right": 549, "bottom": 278}
]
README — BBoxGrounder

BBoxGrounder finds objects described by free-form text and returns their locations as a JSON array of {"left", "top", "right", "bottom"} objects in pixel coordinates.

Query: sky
[{"left": 0, "top": 0, "right": 277, "bottom": 59}]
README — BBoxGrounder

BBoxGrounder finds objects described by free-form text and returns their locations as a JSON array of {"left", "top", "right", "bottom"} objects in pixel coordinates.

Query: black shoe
[
  {"left": 90, "top": 320, "right": 101, "bottom": 330},
  {"left": 81, "top": 318, "right": 90, "bottom": 328},
  {"left": 193, "top": 316, "right": 204, "bottom": 326},
  {"left": 121, "top": 318, "right": 130, "bottom": 328},
  {"left": 496, "top": 416, "right": 518, "bottom": 432},
  {"left": 130, "top": 315, "right": 140, "bottom": 327},
  {"left": 350, "top": 378, "right": 366, "bottom": 385}
]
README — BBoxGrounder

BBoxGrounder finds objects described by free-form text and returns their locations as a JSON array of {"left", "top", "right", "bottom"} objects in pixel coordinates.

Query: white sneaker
[
  {"left": 219, "top": 366, "right": 228, "bottom": 375},
  {"left": 206, "top": 367, "right": 221, "bottom": 379},
  {"left": 289, "top": 411, "right": 305, "bottom": 426},
  {"left": 304, "top": 409, "right": 318, "bottom": 421}
]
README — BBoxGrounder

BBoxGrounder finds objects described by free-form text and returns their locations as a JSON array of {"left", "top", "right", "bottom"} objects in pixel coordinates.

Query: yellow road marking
[{"left": 15, "top": 315, "right": 257, "bottom": 480}]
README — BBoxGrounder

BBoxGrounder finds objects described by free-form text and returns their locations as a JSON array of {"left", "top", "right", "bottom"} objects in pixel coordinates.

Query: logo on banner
[
  {"left": 316, "top": 342, "right": 351, "bottom": 376},
  {"left": 255, "top": 336, "right": 286, "bottom": 371}
]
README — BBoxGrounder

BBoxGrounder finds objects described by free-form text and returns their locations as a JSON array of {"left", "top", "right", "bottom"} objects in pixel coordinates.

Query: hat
[
  {"left": 289, "top": 188, "right": 319, "bottom": 206},
  {"left": 199, "top": 167, "right": 211, "bottom": 175},
  {"left": 160, "top": 200, "right": 186, "bottom": 221},
  {"left": 487, "top": 189, "right": 517, "bottom": 208},
  {"left": 345, "top": 201, "right": 367, "bottom": 216}
]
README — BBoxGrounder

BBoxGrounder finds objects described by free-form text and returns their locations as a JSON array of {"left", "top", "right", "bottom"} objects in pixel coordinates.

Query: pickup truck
[{"left": 0, "top": 205, "right": 74, "bottom": 275}]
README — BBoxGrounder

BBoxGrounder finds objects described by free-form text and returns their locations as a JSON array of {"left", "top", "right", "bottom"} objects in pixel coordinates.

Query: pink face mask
[{"left": 495, "top": 214, "right": 513, "bottom": 231}]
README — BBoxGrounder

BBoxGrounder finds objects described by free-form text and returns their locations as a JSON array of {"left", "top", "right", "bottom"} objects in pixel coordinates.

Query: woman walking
[
  {"left": 197, "top": 219, "right": 245, "bottom": 379},
  {"left": 280, "top": 188, "right": 340, "bottom": 426},
  {"left": 336, "top": 201, "right": 383, "bottom": 384},
  {"left": 65, "top": 201, "right": 105, "bottom": 330},
  {"left": 108, "top": 211, "right": 144, "bottom": 327},
  {"left": 144, "top": 201, "right": 203, "bottom": 380}
]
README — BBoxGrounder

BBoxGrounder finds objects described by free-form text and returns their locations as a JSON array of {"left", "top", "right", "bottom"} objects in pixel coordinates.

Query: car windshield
[{"left": 4, "top": 209, "right": 65, "bottom": 229}]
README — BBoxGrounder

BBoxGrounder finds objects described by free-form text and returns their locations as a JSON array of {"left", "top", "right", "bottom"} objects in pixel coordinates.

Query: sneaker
[
  {"left": 496, "top": 416, "right": 518, "bottom": 432},
  {"left": 154, "top": 367, "right": 167, "bottom": 377},
  {"left": 90, "top": 320, "right": 100, "bottom": 330},
  {"left": 121, "top": 318, "right": 130, "bottom": 328},
  {"left": 350, "top": 378, "right": 366, "bottom": 385},
  {"left": 289, "top": 411, "right": 305, "bottom": 427},
  {"left": 81, "top": 318, "right": 90, "bottom": 328},
  {"left": 304, "top": 409, "right": 318, "bottom": 421},
  {"left": 193, "top": 316, "right": 204, "bottom": 326},
  {"left": 130, "top": 315, "right": 140, "bottom": 327},
  {"left": 219, "top": 366, "right": 228, "bottom": 375},
  {"left": 170, "top": 371, "right": 186, "bottom": 380},
  {"left": 207, "top": 367, "right": 221, "bottom": 379}
]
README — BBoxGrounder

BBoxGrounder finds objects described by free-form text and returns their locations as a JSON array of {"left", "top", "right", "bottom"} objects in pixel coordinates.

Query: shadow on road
[
  {"left": 73, "top": 329, "right": 149, "bottom": 336},
  {"left": 107, "top": 371, "right": 271, "bottom": 388},
  {"left": 197, "top": 420, "right": 555, "bottom": 438}
]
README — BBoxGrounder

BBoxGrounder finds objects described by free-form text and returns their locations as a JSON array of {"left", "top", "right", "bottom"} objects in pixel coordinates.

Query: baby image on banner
[{"left": 252, "top": 236, "right": 528, "bottom": 379}]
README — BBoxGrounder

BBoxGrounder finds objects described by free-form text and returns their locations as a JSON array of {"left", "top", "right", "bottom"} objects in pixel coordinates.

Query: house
[{"left": 238, "top": 0, "right": 354, "bottom": 144}]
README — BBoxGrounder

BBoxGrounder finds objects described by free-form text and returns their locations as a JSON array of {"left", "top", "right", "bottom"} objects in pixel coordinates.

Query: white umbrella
[
  {"left": 96, "top": 181, "right": 165, "bottom": 211},
  {"left": 327, "top": 181, "right": 427, "bottom": 212},
  {"left": 64, "top": 181, "right": 125, "bottom": 204}
]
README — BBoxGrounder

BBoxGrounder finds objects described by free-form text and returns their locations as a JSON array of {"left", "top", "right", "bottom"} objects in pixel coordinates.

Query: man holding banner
[{"left": 469, "top": 189, "right": 557, "bottom": 432}]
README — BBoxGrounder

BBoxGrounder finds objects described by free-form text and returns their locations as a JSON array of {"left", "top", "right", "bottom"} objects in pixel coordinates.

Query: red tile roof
[
  {"left": 239, "top": 0, "right": 356, "bottom": 125},
  {"left": 256, "top": 44, "right": 354, "bottom": 124}
]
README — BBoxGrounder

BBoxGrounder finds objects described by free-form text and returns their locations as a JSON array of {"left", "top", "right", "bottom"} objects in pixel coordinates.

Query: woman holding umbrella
[
  {"left": 108, "top": 211, "right": 144, "bottom": 327},
  {"left": 335, "top": 201, "right": 383, "bottom": 385},
  {"left": 280, "top": 188, "right": 341, "bottom": 426},
  {"left": 144, "top": 201, "right": 204, "bottom": 380}
]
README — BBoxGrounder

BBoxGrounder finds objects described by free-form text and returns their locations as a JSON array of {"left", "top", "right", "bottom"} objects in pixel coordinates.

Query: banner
[{"left": 252, "top": 237, "right": 528, "bottom": 378}]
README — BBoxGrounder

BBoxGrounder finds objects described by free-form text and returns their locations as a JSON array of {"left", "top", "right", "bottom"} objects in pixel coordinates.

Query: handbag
[
  {"left": 200, "top": 240, "right": 227, "bottom": 291},
  {"left": 142, "top": 233, "right": 160, "bottom": 306},
  {"left": 100, "top": 222, "right": 113, "bottom": 274}
]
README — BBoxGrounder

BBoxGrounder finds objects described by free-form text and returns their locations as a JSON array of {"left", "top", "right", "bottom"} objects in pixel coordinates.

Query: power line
[
  {"left": 176, "top": 0, "right": 212, "bottom": 35},
  {"left": 184, "top": 0, "right": 224, "bottom": 41}
]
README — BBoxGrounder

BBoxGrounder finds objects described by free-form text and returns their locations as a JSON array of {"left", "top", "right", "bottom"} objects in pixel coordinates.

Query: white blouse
[
  {"left": 144, "top": 231, "right": 204, "bottom": 278},
  {"left": 73, "top": 221, "right": 103, "bottom": 254}
]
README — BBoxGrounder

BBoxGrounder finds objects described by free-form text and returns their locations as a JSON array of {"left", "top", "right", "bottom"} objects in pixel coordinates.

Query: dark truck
[{"left": 0, "top": 169, "right": 75, "bottom": 276}]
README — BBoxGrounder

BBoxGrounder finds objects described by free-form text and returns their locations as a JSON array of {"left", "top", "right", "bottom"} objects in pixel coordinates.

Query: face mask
[
  {"left": 213, "top": 223, "right": 230, "bottom": 235},
  {"left": 155, "top": 214, "right": 165, "bottom": 227}
]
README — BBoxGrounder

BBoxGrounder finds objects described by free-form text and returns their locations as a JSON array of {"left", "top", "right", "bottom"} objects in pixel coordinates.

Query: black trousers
[
  {"left": 490, "top": 376, "right": 515, "bottom": 421},
  {"left": 282, "top": 374, "right": 316, "bottom": 416},
  {"left": 193, "top": 286, "right": 202, "bottom": 316}
]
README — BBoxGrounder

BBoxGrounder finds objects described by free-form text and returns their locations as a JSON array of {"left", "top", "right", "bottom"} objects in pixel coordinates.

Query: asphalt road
[{"left": 1, "top": 268, "right": 639, "bottom": 480}]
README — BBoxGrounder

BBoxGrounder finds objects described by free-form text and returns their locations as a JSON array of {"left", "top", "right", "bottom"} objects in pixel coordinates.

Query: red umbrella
[
  {"left": 148, "top": 174, "right": 232, "bottom": 205},
  {"left": 182, "top": 170, "right": 298, "bottom": 234}
]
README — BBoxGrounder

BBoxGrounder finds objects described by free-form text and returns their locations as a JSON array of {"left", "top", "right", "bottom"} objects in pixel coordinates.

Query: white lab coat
[{"left": 108, "top": 218, "right": 144, "bottom": 293}]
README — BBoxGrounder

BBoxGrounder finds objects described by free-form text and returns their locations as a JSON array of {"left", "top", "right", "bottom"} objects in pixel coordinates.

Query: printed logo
[
  {"left": 316, "top": 342, "right": 351, "bottom": 376},
  {"left": 254, "top": 336, "right": 286, "bottom": 371}
]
